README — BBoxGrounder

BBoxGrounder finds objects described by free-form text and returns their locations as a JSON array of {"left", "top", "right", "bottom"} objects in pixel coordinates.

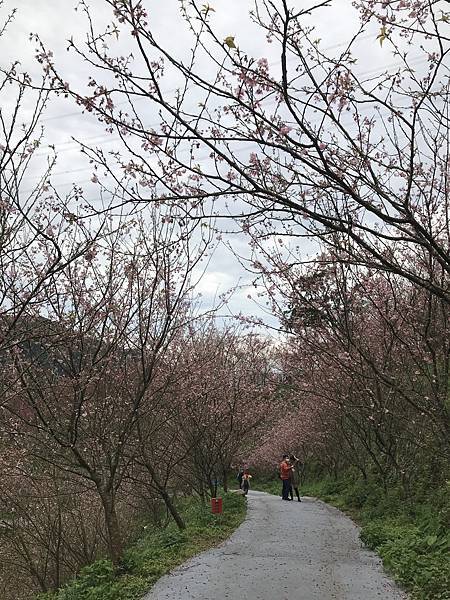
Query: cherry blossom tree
[
  {"left": 35, "top": 0, "right": 450, "bottom": 302},
  {"left": 0, "top": 2, "right": 114, "bottom": 381},
  {"left": 0, "top": 453, "right": 105, "bottom": 595},
  {"left": 2, "top": 206, "right": 211, "bottom": 566},
  {"left": 1, "top": 1, "right": 449, "bottom": 594}
]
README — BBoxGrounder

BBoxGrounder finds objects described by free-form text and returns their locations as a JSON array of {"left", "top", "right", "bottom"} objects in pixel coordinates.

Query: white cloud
[{"left": 194, "top": 270, "right": 234, "bottom": 297}]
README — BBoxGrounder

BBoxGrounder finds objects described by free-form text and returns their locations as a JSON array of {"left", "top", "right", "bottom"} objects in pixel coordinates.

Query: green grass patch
[
  {"left": 252, "top": 475, "right": 450, "bottom": 600},
  {"left": 37, "top": 492, "right": 246, "bottom": 600},
  {"left": 249, "top": 477, "right": 281, "bottom": 496}
]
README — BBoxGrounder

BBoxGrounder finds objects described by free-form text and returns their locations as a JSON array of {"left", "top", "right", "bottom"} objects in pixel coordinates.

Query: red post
[{"left": 211, "top": 497, "right": 223, "bottom": 514}]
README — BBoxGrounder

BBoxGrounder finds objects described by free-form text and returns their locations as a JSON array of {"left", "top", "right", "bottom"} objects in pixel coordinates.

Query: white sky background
[{"left": 0, "top": 0, "right": 429, "bottom": 331}]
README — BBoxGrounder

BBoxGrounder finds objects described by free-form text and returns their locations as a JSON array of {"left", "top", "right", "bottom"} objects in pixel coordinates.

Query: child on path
[{"left": 242, "top": 469, "right": 252, "bottom": 495}]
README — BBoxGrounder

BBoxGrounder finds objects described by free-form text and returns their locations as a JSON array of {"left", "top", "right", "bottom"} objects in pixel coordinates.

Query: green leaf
[
  {"left": 376, "top": 25, "right": 388, "bottom": 47},
  {"left": 224, "top": 36, "right": 237, "bottom": 49}
]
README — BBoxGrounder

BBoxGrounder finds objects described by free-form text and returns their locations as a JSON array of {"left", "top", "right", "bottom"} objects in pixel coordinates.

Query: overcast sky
[{"left": 1, "top": 0, "right": 426, "bottom": 331}]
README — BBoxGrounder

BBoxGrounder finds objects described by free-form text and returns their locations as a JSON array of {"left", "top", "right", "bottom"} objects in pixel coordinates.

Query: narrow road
[{"left": 144, "top": 490, "right": 408, "bottom": 600}]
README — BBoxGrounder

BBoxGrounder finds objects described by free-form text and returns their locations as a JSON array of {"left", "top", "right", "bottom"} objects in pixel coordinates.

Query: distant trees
[
  {"left": 169, "top": 325, "right": 274, "bottom": 497},
  {"left": 252, "top": 252, "right": 450, "bottom": 491}
]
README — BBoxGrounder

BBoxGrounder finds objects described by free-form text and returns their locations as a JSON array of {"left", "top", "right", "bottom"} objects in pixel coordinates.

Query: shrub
[
  {"left": 358, "top": 487, "right": 450, "bottom": 600},
  {"left": 343, "top": 479, "right": 382, "bottom": 509},
  {"left": 380, "top": 534, "right": 450, "bottom": 600},
  {"left": 360, "top": 520, "right": 416, "bottom": 550}
]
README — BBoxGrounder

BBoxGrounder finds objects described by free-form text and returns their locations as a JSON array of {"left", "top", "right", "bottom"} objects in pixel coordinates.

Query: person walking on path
[
  {"left": 237, "top": 468, "right": 244, "bottom": 489},
  {"left": 280, "top": 455, "right": 293, "bottom": 500},
  {"left": 289, "top": 455, "right": 301, "bottom": 502},
  {"left": 242, "top": 469, "right": 252, "bottom": 496}
]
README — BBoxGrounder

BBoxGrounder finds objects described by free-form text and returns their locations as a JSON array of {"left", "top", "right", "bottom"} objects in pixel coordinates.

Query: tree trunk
[
  {"left": 99, "top": 491, "right": 123, "bottom": 567},
  {"left": 143, "top": 461, "right": 186, "bottom": 530},
  {"left": 54, "top": 503, "right": 62, "bottom": 589},
  {"left": 222, "top": 466, "right": 228, "bottom": 492},
  {"left": 159, "top": 487, "right": 186, "bottom": 530}
]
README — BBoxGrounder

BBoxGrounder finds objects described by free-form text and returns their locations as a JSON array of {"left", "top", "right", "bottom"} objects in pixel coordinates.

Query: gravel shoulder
[{"left": 143, "top": 490, "right": 409, "bottom": 600}]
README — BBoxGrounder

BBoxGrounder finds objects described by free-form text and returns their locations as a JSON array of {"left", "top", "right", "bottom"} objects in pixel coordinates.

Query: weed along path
[{"left": 143, "top": 490, "right": 408, "bottom": 600}]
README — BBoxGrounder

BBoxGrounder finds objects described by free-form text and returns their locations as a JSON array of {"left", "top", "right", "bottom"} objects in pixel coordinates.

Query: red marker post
[{"left": 211, "top": 497, "right": 223, "bottom": 514}]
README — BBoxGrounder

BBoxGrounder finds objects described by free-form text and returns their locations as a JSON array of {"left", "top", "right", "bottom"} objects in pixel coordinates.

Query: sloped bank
[
  {"left": 37, "top": 492, "right": 246, "bottom": 600},
  {"left": 253, "top": 476, "right": 449, "bottom": 600}
]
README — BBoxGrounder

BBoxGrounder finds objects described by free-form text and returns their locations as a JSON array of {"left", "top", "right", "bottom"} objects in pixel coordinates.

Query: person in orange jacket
[{"left": 280, "top": 454, "right": 293, "bottom": 500}]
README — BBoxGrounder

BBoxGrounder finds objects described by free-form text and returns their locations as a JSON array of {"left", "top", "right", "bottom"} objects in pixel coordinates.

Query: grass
[
  {"left": 37, "top": 492, "right": 246, "bottom": 600},
  {"left": 250, "top": 478, "right": 281, "bottom": 497},
  {"left": 253, "top": 475, "right": 450, "bottom": 600}
]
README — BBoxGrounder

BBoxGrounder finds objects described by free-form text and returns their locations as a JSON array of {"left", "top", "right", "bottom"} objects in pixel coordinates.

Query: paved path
[{"left": 144, "top": 490, "right": 408, "bottom": 600}]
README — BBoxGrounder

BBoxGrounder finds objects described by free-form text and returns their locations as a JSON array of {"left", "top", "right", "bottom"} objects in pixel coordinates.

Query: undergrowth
[{"left": 37, "top": 492, "right": 246, "bottom": 600}]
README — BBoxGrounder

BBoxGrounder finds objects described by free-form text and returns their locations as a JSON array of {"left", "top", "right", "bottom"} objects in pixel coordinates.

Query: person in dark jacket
[{"left": 289, "top": 455, "right": 302, "bottom": 502}]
